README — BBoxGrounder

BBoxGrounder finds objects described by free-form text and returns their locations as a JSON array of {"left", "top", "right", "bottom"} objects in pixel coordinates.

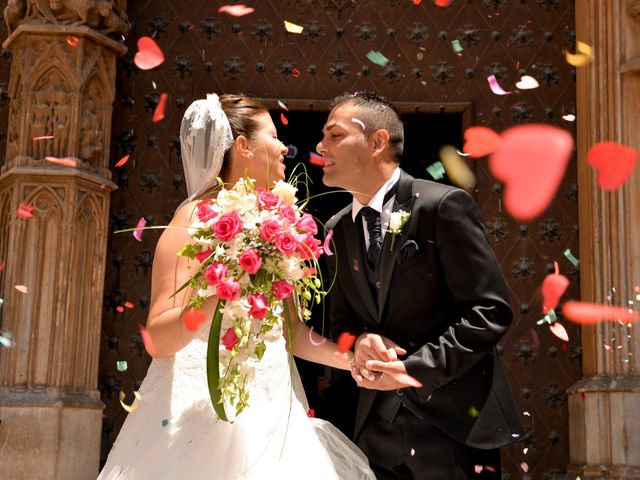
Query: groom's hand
[
  {"left": 353, "top": 333, "right": 406, "bottom": 381},
  {"left": 357, "top": 360, "right": 423, "bottom": 391}
]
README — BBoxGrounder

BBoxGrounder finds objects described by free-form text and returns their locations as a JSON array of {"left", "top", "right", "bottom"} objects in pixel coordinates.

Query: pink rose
[
  {"left": 196, "top": 200, "right": 218, "bottom": 223},
  {"left": 222, "top": 328, "right": 239, "bottom": 350},
  {"left": 213, "top": 211, "right": 243, "bottom": 242},
  {"left": 239, "top": 249, "right": 262, "bottom": 274},
  {"left": 296, "top": 213, "right": 318, "bottom": 235},
  {"left": 275, "top": 231, "right": 298, "bottom": 255},
  {"left": 195, "top": 248, "right": 213, "bottom": 263},
  {"left": 248, "top": 293, "right": 268, "bottom": 319},
  {"left": 297, "top": 235, "right": 323, "bottom": 261},
  {"left": 259, "top": 219, "right": 280, "bottom": 242},
  {"left": 272, "top": 280, "right": 295, "bottom": 301},
  {"left": 257, "top": 188, "right": 280, "bottom": 209},
  {"left": 279, "top": 205, "right": 296, "bottom": 223},
  {"left": 216, "top": 277, "right": 241, "bottom": 301},
  {"left": 204, "top": 262, "right": 227, "bottom": 286}
]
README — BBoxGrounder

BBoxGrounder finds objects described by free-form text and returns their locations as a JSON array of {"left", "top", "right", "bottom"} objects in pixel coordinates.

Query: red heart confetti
[
  {"left": 66, "top": 36, "right": 79, "bottom": 46},
  {"left": 489, "top": 124, "right": 573, "bottom": 221},
  {"left": 45, "top": 156, "right": 77, "bottom": 168},
  {"left": 116, "top": 306, "right": 125, "bottom": 313},
  {"left": 280, "top": 113, "right": 289, "bottom": 126},
  {"left": 434, "top": 0, "right": 451, "bottom": 6},
  {"left": 115, "top": 155, "right": 130, "bottom": 167},
  {"left": 124, "top": 301, "right": 135, "bottom": 309},
  {"left": 541, "top": 261, "right": 570, "bottom": 313},
  {"left": 184, "top": 309, "right": 207, "bottom": 332},
  {"left": 152, "top": 93, "right": 169, "bottom": 123},
  {"left": 292, "top": 67, "right": 301, "bottom": 78},
  {"left": 217, "top": 4, "right": 255, "bottom": 16},
  {"left": 463, "top": 126, "right": 503, "bottom": 158},
  {"left": 309, "top": 152, "right": 325, "bottom": 166},
  {"left": 337, "top": 332, "right": 356, "bottom": 353},
  {"left": 16, "top": 203, "right": 34, "bottom": 219},
  {"left": 307, "top": 409, "right": 315, "bottom": 417},
  {"left": 587, "top": 141, "right": 637, "bottom": 191},
  {"left": 549, "top": 322, "right": 569, "bottom": 342},
  {"left": 133, "top": 37, "right": 165, "bottom": 70},
  {"left": 562, "top": 301, "right": 640, "bottom": 325}
]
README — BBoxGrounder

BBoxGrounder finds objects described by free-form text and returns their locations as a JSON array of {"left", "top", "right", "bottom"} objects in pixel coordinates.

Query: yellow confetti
[
  {"left": 565, "top": 41, "right": 593, "bottom": 67},
  {"left": 439, "top": 145, "right": 476, "bottom": 190},
  {"left": 284, "top": 21, "right": 303, "bottom": 34},
  {"left": 119, "top": 390, "right": 142, "bottom": 413}
]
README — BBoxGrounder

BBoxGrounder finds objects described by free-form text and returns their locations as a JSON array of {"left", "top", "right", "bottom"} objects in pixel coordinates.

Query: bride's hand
[{"left": 353, "top": 333, "right": 406, "bottom": 381}]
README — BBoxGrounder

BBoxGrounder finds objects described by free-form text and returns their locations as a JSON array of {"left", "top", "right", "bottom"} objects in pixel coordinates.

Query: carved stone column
[
  {"left": 0, "top": 2, "right": 129, "bottom": 479},
  {"left": 568, "top": 1, "right": 640, "bottom": 478}
]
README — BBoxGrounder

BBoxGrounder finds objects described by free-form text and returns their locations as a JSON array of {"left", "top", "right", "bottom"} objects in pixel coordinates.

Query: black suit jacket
[{"left": 325, "top": 169, "right": 523, "bottom": 449}]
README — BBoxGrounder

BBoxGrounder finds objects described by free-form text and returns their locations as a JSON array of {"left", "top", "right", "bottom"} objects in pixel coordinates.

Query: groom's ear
[
  {"left": 370, "top": 129, "right": 390, "bottom": 159},
  {"left": 234, "top": 135, "right": 252, "bottom": 159}
]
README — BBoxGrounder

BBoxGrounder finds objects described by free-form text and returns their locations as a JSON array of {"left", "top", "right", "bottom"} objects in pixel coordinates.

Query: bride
[{"left": 98, "top": 94, "right": 377, "bottom": 479}]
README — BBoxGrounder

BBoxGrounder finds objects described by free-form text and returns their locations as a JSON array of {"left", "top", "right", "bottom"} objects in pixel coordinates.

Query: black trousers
[{"left": 357, "top": 405, "right": 501, "bottom": 480}]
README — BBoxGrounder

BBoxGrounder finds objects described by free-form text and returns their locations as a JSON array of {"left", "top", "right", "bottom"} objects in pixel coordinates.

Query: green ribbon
[{"left": 206, "top": 300, "right": 228, "bottom": 422}]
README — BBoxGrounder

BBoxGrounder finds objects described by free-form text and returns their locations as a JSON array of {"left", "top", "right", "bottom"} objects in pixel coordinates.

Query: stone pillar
[
  {"left": 0, "top": 2, "right": 129, "bottom": 478},
  {"left": 568, "top": 1, "right": 640, "bottom": 478}
]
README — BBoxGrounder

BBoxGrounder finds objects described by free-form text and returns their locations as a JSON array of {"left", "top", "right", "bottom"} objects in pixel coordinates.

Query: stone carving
[
  {"left": 628, "top": 0, "right": 640, "bottom": 22},
  {"left": 4, "top": 0, "right": 130, "bottom": 35}
]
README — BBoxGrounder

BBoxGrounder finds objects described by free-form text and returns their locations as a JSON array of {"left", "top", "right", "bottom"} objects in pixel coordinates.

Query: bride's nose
[{"left": 280, "top": 142, "right": 288, "bottom": 155}]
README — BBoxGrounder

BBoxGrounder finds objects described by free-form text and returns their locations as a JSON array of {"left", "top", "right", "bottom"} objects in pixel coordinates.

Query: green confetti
[
  {"left": 451, "top": 39, "right": 464, "bottom": 53},
  {"left": 468, "top": 406, "right": 479, "bottom": 417},
  {"left": 161, "top": 419, "right": 169, "bottom": 427},
  {"left": 564, "top": 249, "right": 579, "bottom": 267},
  {"left": 116, "top": 360, "right": 128, "bottom": 372},
  {"left": 426, "top": 161, "right": 446, "bottom": 180},
  {"left": 366, "top": 50, "right": 390, "bottom": 67},
  {"left": 537, "top": 309, "right": 558, "bottom": 325}
]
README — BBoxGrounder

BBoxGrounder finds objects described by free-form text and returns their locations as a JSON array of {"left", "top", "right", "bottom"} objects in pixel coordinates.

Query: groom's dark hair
[{"left": 330, "top": 91, "right": 404, "bottom": 163}]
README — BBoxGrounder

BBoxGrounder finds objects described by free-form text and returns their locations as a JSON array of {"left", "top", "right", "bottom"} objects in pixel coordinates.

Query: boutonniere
[{"left": 387, "top": 210, "right": 410, "bottom": 250}]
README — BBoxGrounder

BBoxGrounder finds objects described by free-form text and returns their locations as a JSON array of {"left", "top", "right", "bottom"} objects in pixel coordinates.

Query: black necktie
[{"left": 360, "top": 182, "right": 398, "bottom": 271}]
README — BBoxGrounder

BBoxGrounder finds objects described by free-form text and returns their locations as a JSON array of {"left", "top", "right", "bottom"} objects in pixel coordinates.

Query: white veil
[{"left": 180, "top": 93, "right": 234, "bottom": 201}]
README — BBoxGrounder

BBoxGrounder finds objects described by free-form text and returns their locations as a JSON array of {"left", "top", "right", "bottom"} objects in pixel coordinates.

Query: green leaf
[
  {"left": 178, "top": 243, "right": 198, "bottom": 259},
  {"left": 255, "top": 341, "right": 266, "bottom": 360},
  {"left": 206, "top": 300, "right": 229, "bottom": 422}
]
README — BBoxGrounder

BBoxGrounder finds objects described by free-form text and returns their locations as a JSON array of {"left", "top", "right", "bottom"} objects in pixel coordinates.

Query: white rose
[
  {"left": 272, "top": 181, "right": 297, "bottom": 205},
  {"left": 389, "top": 211, "right": 403, "bottom": 231}
]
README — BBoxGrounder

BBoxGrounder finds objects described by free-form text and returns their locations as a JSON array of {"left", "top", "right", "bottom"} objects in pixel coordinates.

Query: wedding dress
[{"left": 98, "top": 317, "right": 376, "bottom": 479}]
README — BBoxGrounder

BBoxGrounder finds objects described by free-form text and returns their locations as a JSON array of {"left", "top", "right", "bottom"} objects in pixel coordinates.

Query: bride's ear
[{"left": 234, "top": 135, "right": 253, "bottom": 160}]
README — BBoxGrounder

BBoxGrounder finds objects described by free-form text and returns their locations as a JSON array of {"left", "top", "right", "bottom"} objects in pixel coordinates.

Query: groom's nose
[{"left": 316, "top": 138, "right": 327, "bottom": 156}]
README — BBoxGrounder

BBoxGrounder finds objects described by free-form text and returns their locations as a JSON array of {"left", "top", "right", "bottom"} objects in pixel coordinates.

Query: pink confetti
[
  {"left": 133, "top": 37, "right": 165, "bottom": 70},
  {"left": 32, "top": 135, "right": 54, "bottom": 141},
  {"left": 280, "top": 113, "right": 289, "bottom": 126},
  {"left": 133, "top": 217, "right": 147, "bottom": 242},
  {"left": 124, "top": 301, "right": 135, "bottom": 309},
  {"left": 562, "top": 301, "right": 640, "bottom": 324},
  {"left": 152, "top": 93, "right": 169, "bottom": 123},
  {"left": 520, "top": 462, "right": 529, "bottom": 473},
  {"left": 487, "top": 74, "right": 512, "bottom": 95},
  {"left": 323, "top": 229, "right": 334, "bottom": 256},
  {"left": 587, "top": 141, "right": 637, "bottom": 191},
  {"left": 14, "top": 285, "right": 28, "bottom": 294},
  {"left": 309, "top": 152, "right": 325, "bottom": 166},
  {"left": 463, "top": 126, "right": 503, "bottom": 158},
  {"left": 474, "top": 466, "right": 484, "bottom": 474},
  {"left": 16, "top": 203, "right": 34, "bottom": 219},
  {"left": 308, "top": 326, "right": 328, "bottom": 346},
  {"left": 549, "top": 322, "right": 569, "bottom": 342},
  {"left": 217, "top": 4, "right": 255, "bottom": 16},
  {"left": 66, "top": 36, "right": 79, "bottom": 46},
  {"left": 115, "top": 155, "right": 130, "bottom": 167},
  {"left": 434, "top": 0, "right": 451, "bottom": 6},
  {"left": 45, "top": 156, "right": 77, "bottom": 168}
]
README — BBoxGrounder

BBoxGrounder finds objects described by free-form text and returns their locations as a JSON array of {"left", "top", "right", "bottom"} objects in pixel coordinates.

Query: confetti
[
  {"left": 119, "top": 390, "right": 142, "bottom": 413},
  {"left": 16, "top": 203, "right": 34, "bottom": 219},
  {"left": 161, "top": 418, "right": 169, "bottom": 426},
  {"left": 410, "top": 448, "right": 416, "bottom": 456},
  {"left": 474, "top": 466, "right": 484, "bottom": 474},
  {"left": 587, "top": 142, "right": 637, "bottom": 191},
  {"left": 468, "top": 406, "right": 479, "bottom": 417},
  {"left": 564, "top": 249, "right": 579, "bottom": 266},
  {"left": 183, "top": 309, "right": 207, "bottom": 332},
  {"left": 115, "top": 155, "right": 130, "bottom": 167},
  {"left": 33, "top": 135, "right": 55, "bottom": 141},
  {"left": 217, "top": 4, "right": 255, "bottom": 16},
  {"left": 309, "top": 152, "right": 325, "bottom": 167},
  {"left": 308, "top": 326, "right": 328, "bottom": 346},
  {"left": 66, "top": 36, "right": 79, "bottom": 46},
  {"left": 0, "top": 332, "right": 15, "bottom": 349},
  {"left": 14, "top": 285, "right": 28, "bottom": 294},
  {"left": 549, "top": 322, "right": 569, "bottom": 342},
  {"left": 489, "top": 124, "right": 573, "bottom": 221},
  {"left": 133, "top": 36, "right": 165, "bottom": 70},
  {"left": 292, "top": 68, "right": 301, "bottom": 78},
  {"left": 116, "top": 306, "right": 125, "bottom": 313},
  {"left": 284, "top": 20, "right": 303, "bottom": 34},
  {"left": 562, "top": 301, "right": 640, "bottom": 325},
  {"left": 140, "top": 324, "right": 158, "bottom": 357},
  {"left": 520, "top": 462, "right": 529, "bottom": 473},
  {"left": 307, "top": 409, "right": 315, "bottom": 417},
  {"left": 351, "top": 117, "right": 366, "bottom": 130},
  {"left": 323, "top": 229, "right": 334, "bottom": 256},
  {"left": 515, "top": 75, "right": 539, "bottom": 90},
  {"left": 285, "top": 144, "right": 298, "bottom": 159},
  {"left": 565, "top": 41, "right": 594, "bottom": 67},
  {"left": 451, "top": 39, "right": 463, "bottom": 53},
  {"left": 277, "top": 100, "right": 289, "bottom": 111},
  {"left": 124, "top": 301, "right": 135, "bottom": 309},
  {"left": 439, "top": 145, "right": 476, "bottom": 190},
  {"left": 537, "top": 308, "right": 558, "bottom": 325},
  {"left": 0, "top": 263, "right": 4, "bottom": 272},
  {"left": 487, "top": 74, "right": 512, "bottom": 95},
  {"left": 435, "top": 0, "right": 452, "bottom": 6},
  {"left": 116, "top": 360, "right": 128, "bottom": 372},
  {"left": 463, "top": 126, "right": 502, "bottom": 158},
  {"left": 366, "top": 50, "right": 390, "bottom": 67},
  {"left": 413, "top": 0, "right": 421, "bottom": 4},
  {"left": 133, "top": 217, "right": 147, "bottom": 242},
  {"left": 280, "top": 113, "right": 289, "bottom": 126},
  {"left": 541, "top": 261, "right": 570, "bottom": 313},
  {"left": 337, "top": 332, "right": 356, "bottom": 353},
  {"left": 426, "top": 161, "right": 445, "bottom": 180},
  {"left": 45, "top": 156, "right": 77, "bottom": 168},
  {"left": 152, "top": 92, "right": 168, "bottom": 123},
  {"left": 562, "top": 113, "right": 576, "bottom": 122}
]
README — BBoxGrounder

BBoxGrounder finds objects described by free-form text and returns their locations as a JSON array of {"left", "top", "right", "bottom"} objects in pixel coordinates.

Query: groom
[{"left": 319, "top": 91, "right": 523, "bottom": 479}]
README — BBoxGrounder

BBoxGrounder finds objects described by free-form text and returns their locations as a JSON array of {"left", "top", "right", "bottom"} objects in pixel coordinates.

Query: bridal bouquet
[{"left": 177, "top": 177, "right": 326, "bottom": 422}]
